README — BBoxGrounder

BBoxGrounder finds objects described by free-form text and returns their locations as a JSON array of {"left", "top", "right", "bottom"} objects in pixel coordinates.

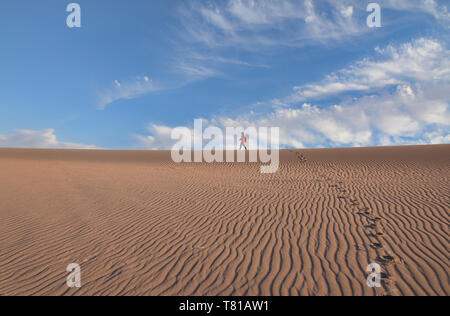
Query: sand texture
[{"left": 0, "top": 145, "right": 448, "bottom": 296}]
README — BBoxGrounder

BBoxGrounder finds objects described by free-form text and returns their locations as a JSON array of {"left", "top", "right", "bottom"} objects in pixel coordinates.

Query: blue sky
[{"left": 0, "top": 0, "right": 449, "bottom": 149}]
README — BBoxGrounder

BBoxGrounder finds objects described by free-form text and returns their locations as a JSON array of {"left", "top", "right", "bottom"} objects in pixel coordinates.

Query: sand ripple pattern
[{"left": 0, "top": 146, "right": 448, "bottom": 296}]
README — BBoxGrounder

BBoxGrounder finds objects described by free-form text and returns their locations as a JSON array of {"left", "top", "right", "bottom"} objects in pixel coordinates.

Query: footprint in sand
[
  {"left": 357, "top": 211, "right": 372, "bottom": 218},
  {"left": 350, "top": 201, "right": 360, "bottom": 207},
  {"left": 370, "top": 243, "right": 383, "bottom": 249},
  {"left": 343, "top": 188, "right": 400, "bottom": 296},
  {"left": 358, "top": 207, "right": 369, "bottom": 213},
  {"left": 367, "top": 217, "right": 381, "bottom": 223},
  {"left": 296, "top": 152, "right": 308, "bottom": 162},
  {"left": 376, "top": 255, "right": 396, "bottom": 265}
]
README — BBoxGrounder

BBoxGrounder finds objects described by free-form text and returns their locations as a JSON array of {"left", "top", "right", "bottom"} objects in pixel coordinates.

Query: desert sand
[{"left": 0, "top": 145, "right": 448, "bottom": 296}]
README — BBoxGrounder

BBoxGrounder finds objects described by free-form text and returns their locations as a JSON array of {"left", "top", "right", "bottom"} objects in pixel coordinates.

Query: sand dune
[{"left": 0, "top": 145, "right": 448, "bottom": 296}]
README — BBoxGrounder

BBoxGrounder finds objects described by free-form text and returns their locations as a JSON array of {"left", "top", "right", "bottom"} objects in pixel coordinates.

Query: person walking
[{"left": 240, "top": 132, "right": 248, "bottom": 150}]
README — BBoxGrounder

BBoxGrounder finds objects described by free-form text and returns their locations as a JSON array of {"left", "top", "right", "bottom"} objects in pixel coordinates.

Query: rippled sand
[{"left": 0, "top": 145, "right": 448, "bottom": 296}]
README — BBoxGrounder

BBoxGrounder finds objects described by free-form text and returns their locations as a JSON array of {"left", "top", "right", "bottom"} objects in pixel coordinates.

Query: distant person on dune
[{"left": 240, "top": 132, "right": 248, "bottom": 150}]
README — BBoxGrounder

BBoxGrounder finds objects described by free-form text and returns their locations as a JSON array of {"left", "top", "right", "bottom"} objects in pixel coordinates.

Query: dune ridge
[{"left": 0, "top": 145, "right": 448, "bottom": 296}]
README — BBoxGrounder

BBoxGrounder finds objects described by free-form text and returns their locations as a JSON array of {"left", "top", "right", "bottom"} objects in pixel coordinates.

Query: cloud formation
[
  {"left": 172, "top": 0, "right": 449, "bottom": 83},
  {"left": 178, "top": 0, "right": 449, "bottom": 47},
  {"left": 282, "top": 38, "right": 450, "bottom": 103},
  {"left": 382, "top": 0, "right": 450, "bottom": 24},
  {"left": 178, "top": 0, "right": 365, "bottom": 50},
  {"left": 138, "top": 37, "right": 450, "bottom": 149},
  {"left": 134, "top": 124, "right": 176, "bottom": 150},
  {"left": 97, "top": 76, "right": 158, "bottom": 109},
  {"left": 0, "top": 129, "right": 96, "bottom": 149},
  {"left": 138, "top": 84, "right": 449, "bottom": 149}
]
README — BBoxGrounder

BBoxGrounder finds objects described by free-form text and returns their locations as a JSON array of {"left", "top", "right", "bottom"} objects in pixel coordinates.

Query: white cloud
[
  {"left": 178, "top": 0, "right": 449, "bottom": 50},
  {"left": 178, "top": 0, "right": 364, "bottom": 49},
  {"left": 425, "top": 131, "right": 450, "bottom": 144},
  {"left": 138, "top": 38, "right": 450, "bottom": 149},
  {"left": 138, "top": 82, "right": 449, "bottom": 149},
  {"left": 340, "top": 6, "right": 354, "bottom": 18},
  {"left": 382, "top": 0, "right": 450, "bottom": 25},
  {"left": 173, "top": 0, "right": 363, "bottom": 83},
  {"left": 0, "top": 129, "right": 96, "bottom": 149},
  {"left": 97, "top": 76, "right": 159, "bottom": 109},
  {"left": 171, "top": 0, "right": 449, "bottom": 85},
  {"left": 134, "top": 124, "right": 176, "bottom": 150},
  {"left": 286, "top": 38, "right": 450, "bottom": 102},
  {"left": 200, "top": 7, "right": 235, "bottom": 33},
  {"left": 173, "top": 62, "right": 220, "bottom": 80},
  {"left": 186, "top": 53, "right": 270, "bottom": 68}
]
